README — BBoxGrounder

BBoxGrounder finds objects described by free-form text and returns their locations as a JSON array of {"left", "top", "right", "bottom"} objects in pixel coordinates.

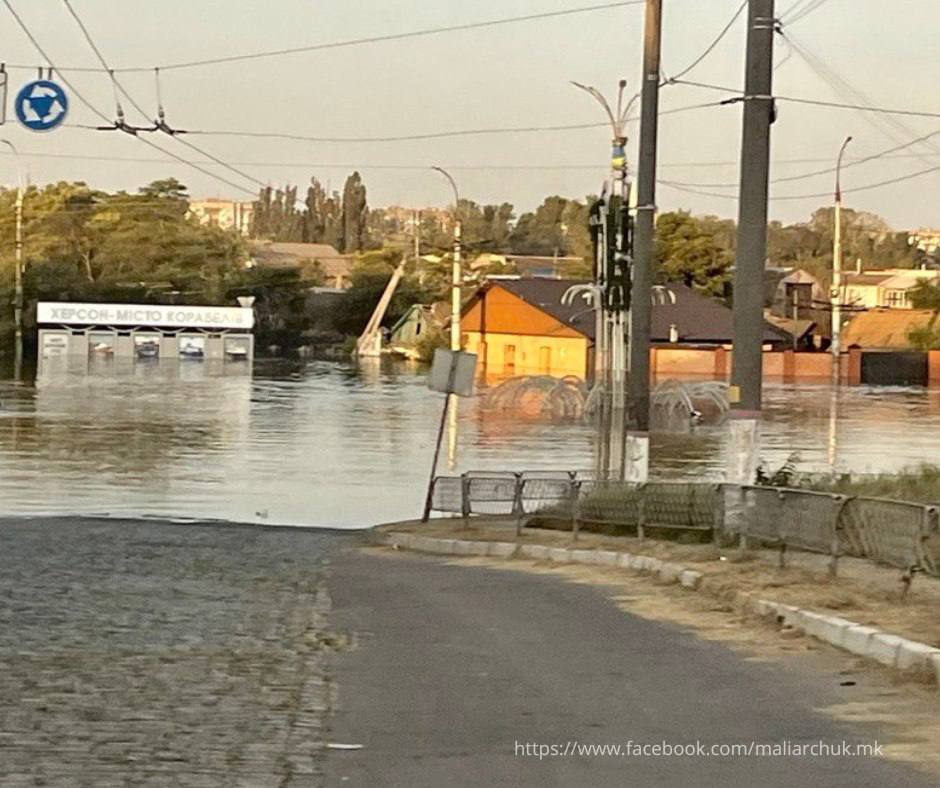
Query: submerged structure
[{"left": 36, "top": 301, "right": 255, "bottom": 372}]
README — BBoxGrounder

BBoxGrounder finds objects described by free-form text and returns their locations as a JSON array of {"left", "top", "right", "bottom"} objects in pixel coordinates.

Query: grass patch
[{"left": 794, "top": 463, "right": 940, "bottom": 504}]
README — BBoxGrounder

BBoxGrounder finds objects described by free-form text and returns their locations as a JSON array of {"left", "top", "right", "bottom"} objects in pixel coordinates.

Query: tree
[
  {"left": 0, "top": 179, "right": 250, "bottom": 347},
  {"left": 654, "top": 211, "right": 732, "bottom": 296},
  {"left": 331, "top": 249, "right": 429, "bottom": 336},
  {"left": 340, "top": 172, "right": 369, "bottom": 253}
]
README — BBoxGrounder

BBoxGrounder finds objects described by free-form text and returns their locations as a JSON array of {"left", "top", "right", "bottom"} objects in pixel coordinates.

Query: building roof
[
  {"left": 764, "top": 312, "right": 816, "bottom": 341},
  {"left": 471, "top": 253, "right": 586, "bottom": 278},
  {"left": 841, "top": 308, "right": 936, "bottom": 349},
  {"left": 250, "top": 241, "right": 353, "bottom": 279},
  {"left": 475, "top": 278, "right": 788, "bottom": 344},
  {"left": 843, "top": 272, "right": 895, "bottom": 287},
  {"left": 878, "top": 271, "right": 940, "bottom": 290},
  {"left": 779, "top": 269, "right": 820, "bottom": 286}
]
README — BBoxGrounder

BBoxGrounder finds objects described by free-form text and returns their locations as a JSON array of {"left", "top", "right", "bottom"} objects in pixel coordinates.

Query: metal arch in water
[
  {"left": 650, "top": 379, "right": 730, "bottom": 431},
  {"left": 481, "top": 374, "right": 588, "bottom": 420}
]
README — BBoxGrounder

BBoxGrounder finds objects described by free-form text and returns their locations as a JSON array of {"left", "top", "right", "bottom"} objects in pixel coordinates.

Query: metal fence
[{"left": 427, "top": 471, "right": 940, "bottom": 577}]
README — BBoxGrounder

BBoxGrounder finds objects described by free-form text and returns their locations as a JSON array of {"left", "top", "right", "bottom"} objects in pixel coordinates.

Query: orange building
[{"left": 461, "top": 278, "right": 791, "bottom": 379}]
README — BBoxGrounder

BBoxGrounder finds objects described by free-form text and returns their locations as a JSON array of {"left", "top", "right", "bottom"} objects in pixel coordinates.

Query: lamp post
[
  {"left": 831, "top": 135, "right": 853, "bottom": 385},
  {"left": 2, "top": 139, "right": 24, "bottom": 380},
  {"left": 431, "top": 166, "right": 462, "bottom": 352},
  {"left": 432, "top": 166, "right": 463, "bottom": 471},
  {"left": 572, "top": 80, "right": 636, "bottom": 479}
]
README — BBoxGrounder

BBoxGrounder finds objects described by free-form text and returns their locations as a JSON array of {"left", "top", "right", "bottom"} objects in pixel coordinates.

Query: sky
[{"left": 1, "top": 0, "right": 939, "bottom": 230}]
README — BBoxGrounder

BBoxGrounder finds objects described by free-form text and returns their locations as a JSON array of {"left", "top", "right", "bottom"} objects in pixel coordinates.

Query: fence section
[{"left": 426, "top": 471, "right": 940, "bottom": 577}]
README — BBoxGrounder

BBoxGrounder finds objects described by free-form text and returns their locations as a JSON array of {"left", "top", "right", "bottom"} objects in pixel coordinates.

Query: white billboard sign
[{"left": 37, "top": 302, "right": 255, "bottom": 330}]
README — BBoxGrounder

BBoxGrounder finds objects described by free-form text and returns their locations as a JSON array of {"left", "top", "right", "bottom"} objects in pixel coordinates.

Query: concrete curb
[{"left": 378, "top": 531, "right": 940, "bottom": 688}]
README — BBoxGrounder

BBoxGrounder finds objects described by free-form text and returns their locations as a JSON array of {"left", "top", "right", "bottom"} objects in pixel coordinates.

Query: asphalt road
[{"left": 325, "top": 548, "right": 934, "bottom": 788}]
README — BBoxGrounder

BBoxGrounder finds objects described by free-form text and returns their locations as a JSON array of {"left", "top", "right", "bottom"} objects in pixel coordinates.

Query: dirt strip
[{"left": 378, "top": 516, "right": 940, "bottom": 649}]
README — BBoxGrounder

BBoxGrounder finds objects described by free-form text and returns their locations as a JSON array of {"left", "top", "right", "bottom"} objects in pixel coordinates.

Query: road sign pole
[{"left": 422, "top": 392, "right": 451, "bottom": 522}]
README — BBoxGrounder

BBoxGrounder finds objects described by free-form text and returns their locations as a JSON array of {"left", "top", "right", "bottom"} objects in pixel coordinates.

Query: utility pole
[
  {"left": 729, "top": 0, "right": 775, "bottom": 484},
  {"left": 831, "top": 135, "right": 852, "bottom": 384},
  {"left": 414, "top": 209, "right": 421, "bottom": 264},
  {"left": 432, "top": 167, "right": 463, "bottom": 471},
  {"left": 628, "top": 0, "right": 662, "bottom": 480},
  {"left": 2, "top": 139, "right": 24, "bottom": 380},
  {"left": 433, "top": 167, "right": 462, "bottom": 352}
]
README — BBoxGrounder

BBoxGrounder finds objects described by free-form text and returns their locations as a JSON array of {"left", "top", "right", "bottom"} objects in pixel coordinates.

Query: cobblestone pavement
[{"left": 0, "top": 517, "right": 351, "bottom": 787}]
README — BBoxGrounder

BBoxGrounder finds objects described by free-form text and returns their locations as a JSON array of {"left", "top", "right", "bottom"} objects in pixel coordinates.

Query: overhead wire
[
  {"left": 180, "top": 100, "right": 724, "bottom": 145},
  {"left": 657, "top": 127, "right": 940, "bottom": 190},
  {"left": 3, "top": 1, "right": 643, "bottom": 74},
  {"left": 1, "top": 0, "right": 260, "bottom": 198},
  {"left": 781, "top": 0, "right": 832, "bottom": 26},
  {"left": 60, "top": 0, "right": 271, "bottom": 195},
  {"left": 782, "top": 30, "right": 940, "bottom": 164},
  {"left": 663, "top": 0, "right": 747, "bottom": 83}
]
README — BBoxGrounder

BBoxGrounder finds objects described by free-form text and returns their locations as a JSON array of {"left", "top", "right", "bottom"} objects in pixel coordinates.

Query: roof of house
[
  {"left": 250, "top": 241, "right": 353, "bottom": 279},
  {"left": 764, "top": 312, "right": 816, "bottom": 341},
  {"left": 474, "top": 278, "right": 789, "bottom": 344},
  {"left": 878, "top": 271, "right": 940, "bottom": 290},
  {"left": 841, "top": 308, "right": 936, "bottom": 349},
  {"left": 471, "top": 253, "right": 586, "bottom": 278},
  {"left": 779, "top": 269, "right": 820, "bottom": 286},
  {"left": 843, "top": 272, "right": 896, "bottom": 287}
]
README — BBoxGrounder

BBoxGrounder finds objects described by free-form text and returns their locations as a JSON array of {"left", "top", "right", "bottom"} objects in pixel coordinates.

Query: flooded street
[{"left": 0, "top": 359, "right": 936, "bottom": 527}]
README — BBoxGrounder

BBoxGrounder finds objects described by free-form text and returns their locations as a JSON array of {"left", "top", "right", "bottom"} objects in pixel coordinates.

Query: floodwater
[{"left": 0, "top": 356, "right": 936, "bottom": 527}]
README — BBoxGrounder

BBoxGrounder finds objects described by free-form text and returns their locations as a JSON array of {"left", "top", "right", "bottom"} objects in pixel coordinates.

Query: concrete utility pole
[
  {"left": 629, "top": 0, "right": 662, "bottom": 475},
  {"left": 432, "top": 167, "right": 463, "bottom": 471},
  {"left": 432, "top": 167, "right": 462, "bottom": 352},
  {"left": 2, "top": 139, "right": 24, "bottom": 380},
  {"left": 831, "top": 135, "right": 852, "bottom": 384},
  {"left": 729, "top": 0, "right": 776, "bottom": 484}
]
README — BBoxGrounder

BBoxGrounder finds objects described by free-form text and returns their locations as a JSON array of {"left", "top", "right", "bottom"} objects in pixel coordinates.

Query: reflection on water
[{"left": 0, "top": 357, "right": 935, "bottom": 527}]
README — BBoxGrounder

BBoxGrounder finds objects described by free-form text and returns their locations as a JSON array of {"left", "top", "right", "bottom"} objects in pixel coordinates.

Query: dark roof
[
  {"left": 487, "top": 278, "right": 788, "bottom": 344},
  {"left": 249, "top": 241, "right": 353, "bottom": 278}
]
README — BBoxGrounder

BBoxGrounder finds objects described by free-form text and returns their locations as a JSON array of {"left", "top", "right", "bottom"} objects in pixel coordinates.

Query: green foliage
[
  {"left": 767, "top": 207, "right": 927, "bottom": 279},
  {"left": 906, "top": 324, "right": 940, "bottom": 351},
  {"left": 799, "top": 463, "right": 940, "bottom": 504},
  {"left": 909, "top": 280, "right": 940, "bottom": 311},
  {"left": 413, "top": 323, "right": 447, "bottom": 363},
  {"left": 331, "top": 249, "right": 431, "bottom": 336},
  {"left": 251, "top": 172, "right": 372, "bottom": 253},
  {"left": 906, "top": 281, "right": 940, "bottom": 350},
  {"left": 509, "top": 196, "right": 591, "bottom": 260},
  {"left": 654, "top": 211, "right": 732, "bottom": 296},
  {"left": 1, "top": 178, "right": 245, "bottom": 300}
]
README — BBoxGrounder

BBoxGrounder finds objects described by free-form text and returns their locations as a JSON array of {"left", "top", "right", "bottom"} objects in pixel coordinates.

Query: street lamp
[
  {"left": 2, "top": 139, "right": 25, "bottom": 379},
  {"left": 571, "top": 79, "right": 635, "bottom": 393},
  {"left": 571, "top": 79, "right": 636, "bottom": 480},
  {"left": 431, "top": 166, "right": 462, "bottom": 352},
  {"left": 831, "top": 135, "right": 853, "bottom": 384}
]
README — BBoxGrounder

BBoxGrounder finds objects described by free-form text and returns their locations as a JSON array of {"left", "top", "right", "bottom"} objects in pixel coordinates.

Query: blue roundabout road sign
[{"left": 15, "top": 79, "right": 69, "bottom": 132}]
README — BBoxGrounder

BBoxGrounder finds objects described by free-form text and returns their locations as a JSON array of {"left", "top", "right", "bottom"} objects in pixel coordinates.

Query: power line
[
  {"left": 670, "top": 77, "right": 940, "bottom": 120},
  {"left": 656, "top": 127, "right": 940, "bottom": 190},
  {"left": 781, "top": 31, "right": 940, "bottom": 166},
  {"left": 1, "top": 0, "right": 259, "bottom": 198},
  {"left": 60, "top": 0, "right": 270, "bottom": 194},
  {"left": 180, "top": 100, "right": 723, "bottom": 145},
  {"left": 781, "top": 0, "right": 832, "bottom": 25},
  {"left": 4, "top": 1, "right": 643, "bottom": 74},
  {"left": 664, "top": 0, "right": 747, "bottom": 82},
  {"left": 662, "top": 157, "right": 940, "bottom": 202}
]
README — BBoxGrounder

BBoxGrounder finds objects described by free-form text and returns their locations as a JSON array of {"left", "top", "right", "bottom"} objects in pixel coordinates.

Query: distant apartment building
[
  {"left": 842, "top": 268, "right": 940, "bottom": 310},
  {"left": 908, "top": 228, "right": 940, "bottom": 255},
  {"left": 189, "top": 198, "right": 254, "bottom": 236},
  {"left": 378, "top": 205, "right": 453, "bottom": 233}
]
